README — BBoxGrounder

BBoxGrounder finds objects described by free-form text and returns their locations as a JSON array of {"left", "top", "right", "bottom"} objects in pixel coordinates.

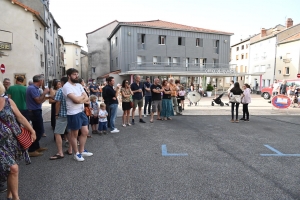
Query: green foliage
[{"left": 206, "top": 84, "right": 214, "bottom": 91}]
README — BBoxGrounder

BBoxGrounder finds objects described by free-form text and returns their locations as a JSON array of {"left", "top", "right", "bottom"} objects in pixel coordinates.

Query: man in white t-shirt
[
  {"left": 268, "top": 79, "right": 280, "bottom": 103},
  {"left": 62, "top": 68, "right": 93, "bottom": 161}
]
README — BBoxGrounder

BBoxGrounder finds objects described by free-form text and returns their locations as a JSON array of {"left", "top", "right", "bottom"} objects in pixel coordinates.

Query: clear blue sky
[{"left": 50, "top": 0, "right": 300, "bottom": 50}]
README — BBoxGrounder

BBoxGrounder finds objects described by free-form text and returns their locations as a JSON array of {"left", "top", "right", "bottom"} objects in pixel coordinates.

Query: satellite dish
[{"left": 187, "top": 91, "right": 201, "bottom": 103}]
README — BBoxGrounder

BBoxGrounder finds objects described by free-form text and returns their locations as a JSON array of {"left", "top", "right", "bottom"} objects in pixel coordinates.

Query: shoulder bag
[
  {"left": 84, "top": 106, "right": 91, "bottom": 116},
  {"left": 0, "top": 118, "right": 32, "bottom": 149},
  {"left": 229, "top": 94, "right": 241, "bottom": 103}
]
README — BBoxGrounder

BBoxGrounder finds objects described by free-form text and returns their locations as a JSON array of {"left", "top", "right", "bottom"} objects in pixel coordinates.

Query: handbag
[
  {"left": 0, "top": 118, "right": 32, "bottom": 149},
  {"left": 229, "top": 94, "right": 241, "bottom": 103},
  {"left": 84, "top": 106, "right": 91, "bottom": 116}
]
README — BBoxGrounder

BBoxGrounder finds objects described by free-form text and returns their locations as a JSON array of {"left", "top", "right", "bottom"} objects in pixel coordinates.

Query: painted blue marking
[
  {"left": 260, "top": 144, "right": 300, "bottom": 157},
  {"left": 161, "top": 145, "right": 188, "bottom": 156}
]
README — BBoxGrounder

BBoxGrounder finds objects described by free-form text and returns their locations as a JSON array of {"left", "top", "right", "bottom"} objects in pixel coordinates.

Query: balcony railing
[
  {"left": 129, "top": 62, "right": 236, "bottom": 72},
  {"left": 283, "top": 58, "right": 291, "bottom": 63}
]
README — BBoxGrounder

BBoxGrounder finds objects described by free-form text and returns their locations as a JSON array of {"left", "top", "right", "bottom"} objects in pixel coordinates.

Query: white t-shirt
[
  {"left": 98, "top": 109, "right": 108, "bottom": 122},
  {"left": 62, "top": 82, "right": 84, "bottom": 115},
  {"left": 272, "top": 83, "right": 280, "bottom": 92}
]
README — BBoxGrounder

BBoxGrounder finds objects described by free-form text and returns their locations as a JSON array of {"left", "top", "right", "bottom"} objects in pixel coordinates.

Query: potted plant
[{"left": 206, "top": 84, "right": 214, "bottom": 97}]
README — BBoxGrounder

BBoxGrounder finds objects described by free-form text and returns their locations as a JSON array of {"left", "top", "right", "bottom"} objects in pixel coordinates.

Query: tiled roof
[
  {"left": 250, "top": 25, "right": 286, "bottom": 44},
  {"left": 119, "top": 20, "right": 233, "bottom": 35},
  {"left": 279, "top": 32, "right": 300, "bottom": 44},
  {"left": 86, "top": 20, "right": 119, "bottom": 35}
]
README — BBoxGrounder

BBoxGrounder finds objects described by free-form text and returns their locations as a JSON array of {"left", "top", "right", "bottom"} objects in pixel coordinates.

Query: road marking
[
  {"left": 261, "top": 144, "right": 300, "bottom": 157},
  {"left": 161, "top": 145, "right": 188, "bottom": 156}
]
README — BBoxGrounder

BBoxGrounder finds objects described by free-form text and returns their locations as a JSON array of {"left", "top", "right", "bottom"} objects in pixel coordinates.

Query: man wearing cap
[{"left": 7, "top": 76, "right": 28, "bottom": 120}]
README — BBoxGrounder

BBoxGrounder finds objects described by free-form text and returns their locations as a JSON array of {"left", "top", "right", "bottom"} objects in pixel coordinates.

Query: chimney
[
  {"left": 75, "top": 41, "right": 78, "bottom": 45},
  {"left": 286, "top": 18, "right": 293, "bottom": 28},
  {"left": 261, "top": 28, "right": 266, "bottom": 37}
]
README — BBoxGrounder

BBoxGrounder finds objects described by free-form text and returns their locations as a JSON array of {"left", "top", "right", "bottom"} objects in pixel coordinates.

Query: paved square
[{"left": 3, "top": 115, "right": 300, "bottom": 199}]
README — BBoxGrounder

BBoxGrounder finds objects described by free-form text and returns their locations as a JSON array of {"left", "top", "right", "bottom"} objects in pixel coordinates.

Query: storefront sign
[
  {"left": 0, "top": 43, "right": 11, "bottom": 50},
  {"left": 271, "top": 95, "right": 291, "bottom": 109},
  {"left": 204, "top": 69, "right": 235, "bottom": 73}
]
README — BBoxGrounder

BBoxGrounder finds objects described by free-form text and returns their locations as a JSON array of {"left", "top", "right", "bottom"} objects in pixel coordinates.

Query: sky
[{"left": 50, "top": 0, "right": 300, "bottom": 51}]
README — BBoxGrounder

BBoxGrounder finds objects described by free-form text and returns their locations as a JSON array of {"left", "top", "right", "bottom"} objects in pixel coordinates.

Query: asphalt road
[{"left": 2, "top": 115, "right": 300, "bottom": 200}]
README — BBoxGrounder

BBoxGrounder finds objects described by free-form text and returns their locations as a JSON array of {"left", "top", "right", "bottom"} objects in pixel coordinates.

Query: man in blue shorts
[{"left": 62, "top": 68, "right": 93, "bottom": 162}]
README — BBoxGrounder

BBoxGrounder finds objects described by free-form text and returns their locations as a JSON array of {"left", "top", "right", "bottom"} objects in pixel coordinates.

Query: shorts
[
  {"left": 152, "top": 100, "right": 162, "bottom": 113},
  {"left": 122, "top": 102, "right": 131, "bottom": 111},
  {"left": 272, "top": 92, "right": 278, "bottom": 96},
  {"left": 179, "top": 96, "right": 185, "bottom": 100},
  {"left": 133, "top": 99, "right": 143, "bottom": 108},
  {"left": 90, "top": 116, "right": 99, "bottom": 125},
  {"left": 67, "top": 112, "right": 89, "bottom": 130},
  {"left": 54, "top": 117, "right": 69, "bottom": 135}
]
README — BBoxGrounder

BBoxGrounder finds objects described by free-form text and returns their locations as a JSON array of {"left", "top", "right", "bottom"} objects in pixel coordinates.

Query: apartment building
[
  {"left": 0, "top": 0, "right": 47, "bottom": 85},
  {"left": 87, "top": 20, "right": 236, "bottom": 90},
  {"left": 58, "top": 35, "right": 65, "bottom": 78},
  {"left": 64, "top": 41, "right": 82, "bottom": 74}
]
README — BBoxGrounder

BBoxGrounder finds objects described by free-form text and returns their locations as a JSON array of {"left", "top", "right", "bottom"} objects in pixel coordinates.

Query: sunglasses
[{"left": 125, "top": 81, "right": 129, "bottom": 83}]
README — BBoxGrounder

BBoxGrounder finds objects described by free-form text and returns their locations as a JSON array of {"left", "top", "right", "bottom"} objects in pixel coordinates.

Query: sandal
[
  {"left": 157, "top": 118, "right": 162, "bottom": 120},
  {"left": 49, "top": 154, "right": 64, "bottom": 160},
  {"left": 64, "top": 150, "right": 72, "bottom": 155},
  {"left": 167, "top": 117, "right": 172, "bottom": 120},
  {"left": 87, "top": 135, "right": 92, "bottom": 138},
  {"left": 150, "top": 120, "right": 153, "bottom": 123}
]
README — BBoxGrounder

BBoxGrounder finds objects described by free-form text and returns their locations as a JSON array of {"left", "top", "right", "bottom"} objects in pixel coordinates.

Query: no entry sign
[
  {"left": 0, "top": 64, "right": 5, "bottom": 74},
  {"left": 297, "top": 73, "right": 300, "bottom": 78}
]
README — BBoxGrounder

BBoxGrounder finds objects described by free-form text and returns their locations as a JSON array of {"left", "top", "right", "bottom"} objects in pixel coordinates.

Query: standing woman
[
  {"left": 241, "top": 83, "right": 251, "bottom": 122},
  {"left": 0, "top": 81, "right": 36, "bottom": 200},
  {"left": 121, "top": 80, "right": 133, "bottom": 127},
  {"left": 178, "top": 86, "right": 186, "bottom": 110},
  {"left": 228, "top": 82, "right": 243, "bottom": 123},
  {"left": 161, "top": 80, "right": 174, "bottom": 120},
  {"left": 49, "top": 79, "right": 62, "bottom": 131}
]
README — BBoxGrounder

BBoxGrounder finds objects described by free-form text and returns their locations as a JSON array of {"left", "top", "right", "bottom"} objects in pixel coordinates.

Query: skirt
[
  {"left": 122, "top": 102, "right": 131, "bottom": 111},
  {"left": 161, "top": 99, "right": 174, "bottom": 118}
]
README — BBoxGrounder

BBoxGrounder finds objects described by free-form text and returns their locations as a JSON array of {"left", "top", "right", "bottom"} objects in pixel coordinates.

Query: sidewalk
[{"left": 42, "top": 95, "right": 300, "bottom": 122}]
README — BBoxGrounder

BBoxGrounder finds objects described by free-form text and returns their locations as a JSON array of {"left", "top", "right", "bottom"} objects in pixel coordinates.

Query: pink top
[
  {"left": 242, "top": 88, "right": 251, "bottom": 104},
  {"left": 179, "top": 90, "right": 186, "bottom": 96}
]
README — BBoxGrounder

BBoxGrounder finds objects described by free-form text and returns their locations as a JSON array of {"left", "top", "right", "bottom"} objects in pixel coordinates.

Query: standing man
[
  {"left": 89, "top": 79, "right": 99, "bottom": 96},
  {"left": 280, "top": 80, "right": 287, "bottom": 95},
  {"left": 102, "top": 81, "right": 111, "bottom": 129},
  {"left": 150, "top": 78, "right": 163, "bottom": 122},
  {"left": 7, "top": 76, "right": 28, "bottom": 120},
  {"left": 26, "top": 74, "right": 49, "bottom": 157},
  {"left": 2, "top": 78, "right": 11, "bottom": 97},
  {"left": 143, "top": 77, "right": 152, "bottom": 117},
  {"left": 49, "top": 77, "right": 71, "bottom": 160},
  {"left": 131, "top": 75, "right": 146, "bottom": 124},
  {"left": 105, "top": 77, "right": 120, "bottom": 133},
  {"left": 169, "top": 77, "right": 182, "bottom": 115},
  {"left": 268, "top": 79, "right": 280, "bottom": 103},
  {"left": 62, "top": 68, "right": 93, "bottom": 162}
]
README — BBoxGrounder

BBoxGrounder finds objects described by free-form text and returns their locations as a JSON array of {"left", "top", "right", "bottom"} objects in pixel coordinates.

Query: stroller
[{"left": 211, "top": 92, "right": 226, "bottom": 106}]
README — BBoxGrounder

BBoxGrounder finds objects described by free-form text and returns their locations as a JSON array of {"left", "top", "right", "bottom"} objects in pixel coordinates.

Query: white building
[
  {"left": 0, "top": 0, "right": 47, "bottom": 85},
  {"left": 64, "top": 41, "right": 82, "bottom": 74}
]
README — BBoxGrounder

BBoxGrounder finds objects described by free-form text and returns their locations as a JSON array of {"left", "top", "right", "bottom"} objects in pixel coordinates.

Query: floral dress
[{"left": 0, "top": 98, "right": 31, "bottom": 182}]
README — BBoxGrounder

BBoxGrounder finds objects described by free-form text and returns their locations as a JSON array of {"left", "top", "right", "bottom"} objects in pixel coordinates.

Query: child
[
  {"left": 98, "top": 103, "right": 108, "bottom": 135},
  {"left": 90, "top": 95, "right": 100, "bottom": 135}
]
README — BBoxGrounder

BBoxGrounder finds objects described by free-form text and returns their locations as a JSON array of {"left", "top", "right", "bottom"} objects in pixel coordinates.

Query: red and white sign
[
  {"left": 0, "top": 64, "right": 5, "bottom": 74},
  {"left": 271, "top": 95, "right": 291, "bottom": 109},
  {"left": 297, "top": 73, "right": 300, "bottom": 78}
]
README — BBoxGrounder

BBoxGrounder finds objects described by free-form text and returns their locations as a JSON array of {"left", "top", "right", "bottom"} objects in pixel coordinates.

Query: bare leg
[
  {"left": 131, "top": 108, "right": 136, "bottom": 120},
  {"left": 7, "top": 164, "right": 19, "bottom": 200},
  {"left": 79, "top": 125, "right": 88, "bottom": 153},
  {"left": 122, "top": 111, "right": 126, "bottom": 124},
  {"left": 54, "top": 134, "right": 63, "bottom": 156},
  {"left": 126, "top": 110, "right": 130, "bottom": 124},
  {"left": 69, "top": 130, "right": 79, "bottom": 153},
  {"left": 138, "top": 107, "right": 142, "bottom": 119},
  {"left": 181, "top": 100, "right": 184, "bottom": 109}
]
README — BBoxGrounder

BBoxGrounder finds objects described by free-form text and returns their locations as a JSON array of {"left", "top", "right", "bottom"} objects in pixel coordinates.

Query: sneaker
[
  {"left": 235, "top": 120, "right": 239, "bottom": 123},
  {"left": 103, "top": 131, "right": 107, "bottom": 135},
  {"left": 244, "top": 119, "right": 249, "bottom": 122},
  {"left": 240, "top": 118, "right": 246, "bottom": 121},
  {"left": 81, "top": 150, "right": 93, "bottom": 157},
  {"left": 122, "top": 124, "right": 126, "bottom": 127},
  {"left": 139, "top": 119, "right": 146, "bottom": 123},
  {"left": 127, "top": 123, "right": 131, "bottom": 126},
  {"left": 111, "top": 129, "right": 120, "bottom": 133},
  {"left": 176, "top": 112, "right": 182, "bottom": 115},
  {"left": 144, "top": 114, "right": 147, "bottom": 118},
  {"left": 132, "top": 119, "right": 135, "bottom": 125},
  {"left": 74, "top": 153, "right": 84, "bottom": 161},
  {"left": 29, "top": 151, "right": 43, "bottom": 157},
  {"left": 230, "top": 119, "right": 234, "bottom": 123}
]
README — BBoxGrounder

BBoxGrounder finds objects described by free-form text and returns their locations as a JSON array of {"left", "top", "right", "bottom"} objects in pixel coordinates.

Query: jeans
[
  {"left": 171, "top": 96, "right": 179, "bottom": 113},
  {"left": 28, "top": 109, "right": 44, "bottom": 152},
  {"left": 98, "top": 122, "right": 108, "bottom": 131},
  {"left": 109, "top": 104, "right": 118, "bottom": 130},
  {"left": 105, "top": 102, "right": 111, "bottom": 128},
  {"left": 231, "top": 103, "right": 240, "bottom": 120},
  {"left": 144, "top": 96, "right": 152, "bottom": 114},
  {"left": 243, "top": 103, "right": 249, "bottom": 119},
  {"left": 20, "top": 109, "right": 29, "bottom": 121}
]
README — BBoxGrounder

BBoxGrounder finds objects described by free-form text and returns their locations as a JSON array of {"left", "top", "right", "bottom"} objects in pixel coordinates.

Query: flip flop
[
  {"left": 150, "top": 120, "right": 153, "bottom": 123},
  {"left": 87, "top": 135, "right": 92, "bottom": 138},
  {"left": 64, "top": 150, "right": 72, "bottom": 155},
  {"left": 49, "top": 154, "right": 64, "bottom": 160}
]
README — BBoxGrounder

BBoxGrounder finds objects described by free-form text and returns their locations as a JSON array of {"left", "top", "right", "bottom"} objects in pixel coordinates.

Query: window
[
  {"left": 278, "top": 70, "right": 281, "bottom": 74},
  {"left": 178, "top": 37, "right": 185, "bottom": 46},
  {"left": 115, "top": 37, "right": 117, "bottom": 46},
  {"left": 51, "top": 43, "right": 53, "bottom": 56},
  {"left": 92, "top": 67, "right": 96, "bottom": 73},
  {"left": 267, "top": 79, "right": 271, "bottom": 87},
  {"left": 213, "top": 59, "right": 218, "bottom": 66},
  {"left": 167, "top": 57, "right": 171, "bottom": 65},
  {"left": 76, "top": 48, "right": 78, "bottom": 56},
  {"left": 196, "top": 38, "right": 200, "bottom": 46},
  {"left": 236, "top": 55, "right": 239, "bottom": 60},
  {"left": 241, "top": 54, "right": 244, "bottom": 59},
  {"left": 246, "top": 53, "right": 248, "bottom": 59},
  {"left": 285, "top": 67, "right": 290, "bottom": 75},
  {"left": 236, "top": 46, "right": 239, "bottom": 51},
  {"left": 47, "top": 40, "right": 50, "bottom": 54},
  {"left": 35, "top": 33, "right": 38, "bottom": 39},
  {"left": 55, "top": 39, "right": 57, "bottom": 49},
  {"left": 40, "top": 37, "right": 43, "bottom": 43},
  {"left": 158, "top": 35, "right": 166, "bottom": 45},
  {"left": 262, "top": 79, "right": 265, "bottom": 87},
  {"left": 241, "top": 45, "right": 244, "bottom": 50},
  {"left": 195, "top": 58, "right": 199, "bottom": 66},
  {"left": 173, "top": 57, "right": 178, "bottom": 65},
  {"left": 50, "top": 24, "right": 52, "bottom": 36},
  {"left": 116, "top": 57, "right": 118, "bottom": 68},
  {"left": 245, "top": 66, "right": 247, "bottom": 72},
  {"left": 76, "top": 59, "right": 79, "bottom": 66},
  {"left": 153, "top": 56, "right": 158, "bottom": 65},
  {"left": 141, "top": 34, "right": 145, "bottom": 44},
  {"left": 64, "top": 47, "right": 66, "bottom": 54},
  {"left": 260, "top": 65, "right": 266, "bottom": 72},
  {"left": 214, "top": 40, "right": 219, "bottom": 48},
  {"left": 246, "top": 44, "right": 249, "bottom": 49},
  {"left": 137, "top": 56, "right": 142, "bottom": 65},
  {"left": 40, "top": 54, "right": 44, "bottom": 67},
  {"left": 185, "top": 58, "right": 189, "bottom": 67}
]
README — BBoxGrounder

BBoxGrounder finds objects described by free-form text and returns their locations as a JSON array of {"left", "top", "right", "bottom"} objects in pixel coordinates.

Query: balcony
[
  {"left": 129, "top": 62, "right": 236, "bottom": 73},
  {"left": 283, "top": 58, "right": 291, "bottom": 63}
]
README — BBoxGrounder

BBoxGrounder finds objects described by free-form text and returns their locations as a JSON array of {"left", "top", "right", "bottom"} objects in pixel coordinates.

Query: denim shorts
[{"left": 67, "top": 112, "right": 89, "bottom": 130}]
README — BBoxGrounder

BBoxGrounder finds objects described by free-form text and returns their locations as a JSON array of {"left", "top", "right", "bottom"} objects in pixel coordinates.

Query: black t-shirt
[
  {"left": 280, "top": 84, "right": 287, "bottom": 94},
  {"left": 131, "top": 82, "right": 143, "bottom": 100},
  {"left": 163, "top": 88, "right": 171, "bottom": 99},
  {"left": 151, "top": 84, "right": 162, "bottom": 101},
  {"left": 230, "top": 88, "right": 243, "bottom": 95},
  {"left": 89, "top": 84, "right": 98, "bottom": 95},
  {"left": 105, "top": 85, "right": 118, "bottom": 105}
]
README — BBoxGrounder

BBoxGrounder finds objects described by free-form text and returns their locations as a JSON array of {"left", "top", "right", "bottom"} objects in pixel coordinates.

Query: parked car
[{"left": 261, "top": 79, "right": 300, "bottom": 99}]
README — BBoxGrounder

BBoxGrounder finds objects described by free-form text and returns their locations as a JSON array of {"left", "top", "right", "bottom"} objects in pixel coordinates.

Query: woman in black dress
[
  {"left": 49, "top": 79, "right": 61, "bottom": 131},
  {"left": 228, "top": 82, "right": 243, "bottom": 123}
]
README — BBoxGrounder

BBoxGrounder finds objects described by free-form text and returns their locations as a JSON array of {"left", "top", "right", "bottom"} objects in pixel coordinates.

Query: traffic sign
[
  {"left": 297, "top": 73, "right": 300, "bottom": 78},
  {"left": 0, "top": 64, "right": 5, "bottom": 74}
]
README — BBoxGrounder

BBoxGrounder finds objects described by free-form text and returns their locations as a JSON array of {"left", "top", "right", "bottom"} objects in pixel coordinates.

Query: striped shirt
[{"left": 54, "top": 88, "right": 67, "bottom": 118}]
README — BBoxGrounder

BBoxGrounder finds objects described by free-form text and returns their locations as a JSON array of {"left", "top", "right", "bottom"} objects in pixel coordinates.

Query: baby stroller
[{"left": 211, "top": 92, "right": 225, "bottom": 106}]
